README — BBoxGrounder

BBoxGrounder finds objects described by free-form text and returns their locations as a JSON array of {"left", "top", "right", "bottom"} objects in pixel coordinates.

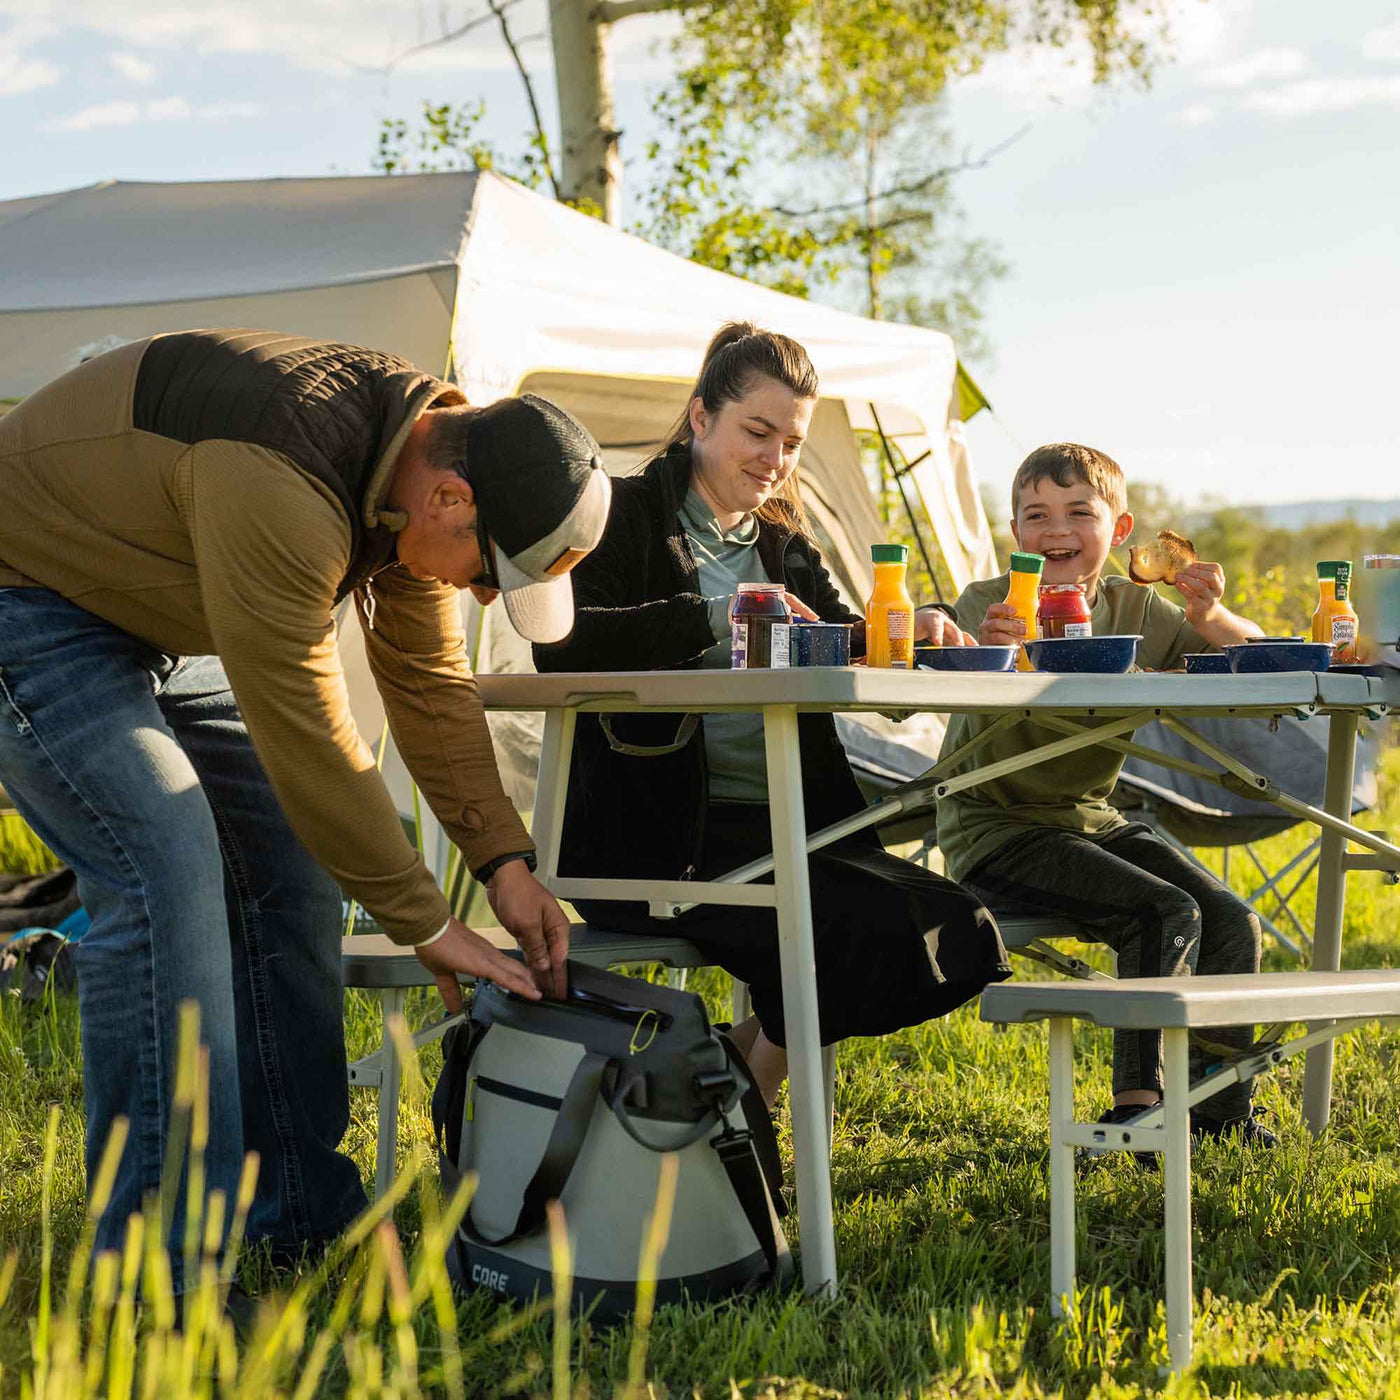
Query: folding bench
[
  {"left": 980, "top": 970, "right": 1400, "bottom": 1374},
  {"left": 343, "top": 914, "right": 1085, "bottom": 1196}
]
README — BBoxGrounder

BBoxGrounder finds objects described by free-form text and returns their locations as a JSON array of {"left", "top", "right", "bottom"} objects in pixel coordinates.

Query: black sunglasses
[{"left": 473, "top": 504, "right": 499, "bottom": 592}]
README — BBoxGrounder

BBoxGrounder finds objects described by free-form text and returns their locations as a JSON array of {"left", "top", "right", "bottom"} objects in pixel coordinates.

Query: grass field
[{"left": 1, "top": 749, "right": 1398, "bottom": 1398}]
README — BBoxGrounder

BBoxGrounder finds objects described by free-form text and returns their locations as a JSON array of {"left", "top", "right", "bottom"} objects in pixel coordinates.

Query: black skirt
[{"left": 575, "top": 802, "right": 1012, "bottom": 1048}]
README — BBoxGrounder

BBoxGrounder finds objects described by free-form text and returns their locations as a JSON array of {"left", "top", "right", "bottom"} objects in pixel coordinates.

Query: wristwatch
[{"left": 473, "top": 850, "right": 538, "bottom": 885}]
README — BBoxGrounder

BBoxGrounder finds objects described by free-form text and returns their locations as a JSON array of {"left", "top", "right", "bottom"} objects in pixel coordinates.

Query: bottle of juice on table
[
  {"left": 1005, "top": 551, "right": 1045, "bottom": 671},
  {"left": 1312, "top": 560, "right": 1359, "bottom": 664},
  {"left": 866, "top": 544, "right": 916, "bottom": 668}
]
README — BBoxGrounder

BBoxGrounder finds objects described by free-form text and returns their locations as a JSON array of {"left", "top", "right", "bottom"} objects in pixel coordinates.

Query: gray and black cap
[{"left": 462, "top": 394, "right": 611, "bottom": 643}]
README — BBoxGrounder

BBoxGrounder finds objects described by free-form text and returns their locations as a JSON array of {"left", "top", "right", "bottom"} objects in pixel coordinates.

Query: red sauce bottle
[{"left": 1037, "top": 583, "right": 1092, "bottom": 640}]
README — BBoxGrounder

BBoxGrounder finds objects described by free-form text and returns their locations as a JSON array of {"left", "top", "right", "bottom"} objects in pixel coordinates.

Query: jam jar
[
  {"left": 1037, "top": 583, "right": 1092, "bottom": 640},
  {"left": 731, "top": 583, "right": 793, "bottom": 669}
]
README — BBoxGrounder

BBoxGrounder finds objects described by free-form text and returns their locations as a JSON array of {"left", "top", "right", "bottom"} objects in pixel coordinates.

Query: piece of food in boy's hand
[{"left": 1128, "top": 529, "right": 1198, "bottom": 585}]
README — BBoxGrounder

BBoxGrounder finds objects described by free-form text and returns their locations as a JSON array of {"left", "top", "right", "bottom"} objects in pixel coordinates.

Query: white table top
[{"left": 477, "top": 667, "right": 1396, "bottom": 718}]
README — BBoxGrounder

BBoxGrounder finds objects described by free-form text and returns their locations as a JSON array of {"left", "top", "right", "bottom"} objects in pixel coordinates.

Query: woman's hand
[
  {"left": 915, "top": 607, "right": 976, "bottom": 647},
  {"left": 979, "top": 602, "right": 1027, "bottom": 648}
]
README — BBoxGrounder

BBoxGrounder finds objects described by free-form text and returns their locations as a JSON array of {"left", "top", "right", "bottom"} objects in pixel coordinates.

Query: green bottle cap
[
  {"left": 1317, "top": 560, "right": 1351, "bottom": 578},
  {"left": 871, "top": 544, "right": 908, "bottom": 564},
  {"left": 1009, "top": 551, "right": 1045, "bottom": 575}
]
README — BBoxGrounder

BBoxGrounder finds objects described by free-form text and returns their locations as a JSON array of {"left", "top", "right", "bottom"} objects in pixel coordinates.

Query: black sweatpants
[
  {"left": 577, "top": 801, "right": 1011, "bottom": 1048},
  {"left": 964, "top": 823, "right": 1262, "bottom": 1121}
]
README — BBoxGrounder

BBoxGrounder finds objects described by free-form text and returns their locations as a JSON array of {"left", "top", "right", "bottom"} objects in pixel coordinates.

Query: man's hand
[
  {"left": 486, "top": 859, "right": 571, "bottom": 1000},
  {"left": 414, "top": 918, "right": 542, "bottom": 1013},
  {"left": 1173, "top": 562, "right": 1225, "bottom": 627},
  {"left": 979, "top": 601, "right": 1027, "bottom": 648},
  {"left": 915, "top": 607, "right": 976, "bottom": 647}
]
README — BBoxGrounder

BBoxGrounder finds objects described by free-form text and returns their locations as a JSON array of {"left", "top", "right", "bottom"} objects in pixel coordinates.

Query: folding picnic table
[{"left": 476, "top": 666, "right": 1399, "bottom": 1297}]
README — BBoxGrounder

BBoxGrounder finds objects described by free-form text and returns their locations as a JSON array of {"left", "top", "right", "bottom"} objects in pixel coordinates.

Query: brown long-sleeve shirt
[{"left": 0, "top": 333, "right": 533, "bottom": 944}]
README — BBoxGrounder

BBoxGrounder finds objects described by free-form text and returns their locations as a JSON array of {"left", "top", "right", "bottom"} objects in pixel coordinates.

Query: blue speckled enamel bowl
[
  {"left": 1183, "top": 653, "right": 1232, "bottom": 675},
  {"left": 914, "top": 644, "right": 1018, "bottom": 672},
  {"left": 1023, "top": 635, "right": 1142, "bottom": 674},
  {"left": 1225, "top": 641, "right": 1334, "bottom": 673}
]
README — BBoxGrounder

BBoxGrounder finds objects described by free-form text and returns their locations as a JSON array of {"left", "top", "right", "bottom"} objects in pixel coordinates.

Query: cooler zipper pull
[{"left": 362, "top": 579, "right": 378, "bottom": 632}]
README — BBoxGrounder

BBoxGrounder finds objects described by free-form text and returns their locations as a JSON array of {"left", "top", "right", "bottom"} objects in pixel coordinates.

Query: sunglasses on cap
[{"left": 473, "top": 506, "right": 500, "bottom": 593}]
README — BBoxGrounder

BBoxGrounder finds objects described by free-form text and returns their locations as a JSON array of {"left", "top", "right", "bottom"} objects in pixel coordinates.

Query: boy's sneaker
[
  {"left": 1076, "top": 1104, "right": 1160, "bottom": 1169},
  {"left": 1190, "top": 1107, "right": 1278, "bottom": 1149}
]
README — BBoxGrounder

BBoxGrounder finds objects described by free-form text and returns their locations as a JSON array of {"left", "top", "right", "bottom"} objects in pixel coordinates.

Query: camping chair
[{"left": 1115, "top": 715, "right": 1383, "bottom": 960}]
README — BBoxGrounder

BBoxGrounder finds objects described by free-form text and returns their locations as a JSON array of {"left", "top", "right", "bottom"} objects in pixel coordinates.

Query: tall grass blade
[
  {"left": 547, "top": 1199, "right": 573, "bottom": 1400},
  {"left": 34, "top": 1103, "right": 60, "bottom": 1391},
  {"left": 624, "top": 1152, "right": 679, "bottom": 1400}
]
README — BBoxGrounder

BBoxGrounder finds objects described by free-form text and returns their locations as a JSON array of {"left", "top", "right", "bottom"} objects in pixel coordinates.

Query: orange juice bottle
[
  {"left": 1312, "top": 560, "right": 1359, "bottom": 663},
  {"left": 866, "top": 544, "right": 916, "bottom": 668},
  {"left": 1006, "top": 551, "right": 1045, "bottom": 671}
]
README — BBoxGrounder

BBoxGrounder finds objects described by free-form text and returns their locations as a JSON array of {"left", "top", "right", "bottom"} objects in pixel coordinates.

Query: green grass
[{"left": 1, "top": 753, "right": 1398, "bottom": 1397}]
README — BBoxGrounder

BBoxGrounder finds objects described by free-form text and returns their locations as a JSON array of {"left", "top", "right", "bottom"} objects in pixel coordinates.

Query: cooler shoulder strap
[{"left": 462, "top": 1050, "right": 610, "bottom": 1247}]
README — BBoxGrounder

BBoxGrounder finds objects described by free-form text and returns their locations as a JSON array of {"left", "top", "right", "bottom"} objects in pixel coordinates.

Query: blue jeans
[{"left": 0, "top": 588, "right": 367, "bottom": 1285}]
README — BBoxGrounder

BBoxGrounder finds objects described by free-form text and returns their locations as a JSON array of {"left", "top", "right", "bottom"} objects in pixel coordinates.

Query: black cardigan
[{"left": 533, "top": 447, "right": 874, "bottom": 884}]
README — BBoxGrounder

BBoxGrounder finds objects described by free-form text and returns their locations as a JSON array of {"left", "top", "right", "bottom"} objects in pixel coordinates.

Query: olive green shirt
[{"left": 935, "top": 572, "right": 1208, "bottom": 882}]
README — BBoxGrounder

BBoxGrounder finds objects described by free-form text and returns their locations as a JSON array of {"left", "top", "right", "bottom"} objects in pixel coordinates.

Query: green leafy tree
[{"left": 640, "top": 0, "right": 1167, "bottom": 347}]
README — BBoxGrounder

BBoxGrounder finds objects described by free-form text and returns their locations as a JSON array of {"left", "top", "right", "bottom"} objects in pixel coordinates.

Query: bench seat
[
  {"left": 979, "top": 968, "right": 1400, "bottom": 1374},
  {"left": 982, "top": 967, "right": 1400, "bottom": 1029}
]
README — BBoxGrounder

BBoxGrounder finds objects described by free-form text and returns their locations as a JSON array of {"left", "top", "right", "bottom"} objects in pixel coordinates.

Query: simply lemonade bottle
[
  {"left": 1312, "top": 559, "right": 1359, "bottom": 664},
  {"left": 1005, "top": 551, "right": 1045, "bottom": 672},
  {"left": 866, "top": 544, "right": 916, "bottom": 668}
]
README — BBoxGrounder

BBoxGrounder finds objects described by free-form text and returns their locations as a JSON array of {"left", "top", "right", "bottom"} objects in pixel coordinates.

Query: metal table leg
[
  {"left": 374, "top": 987, "right": 406, "bottom": 1199},
  {"left": 533, "top": 708, "right": 575, "bottom": 885},
  {"left": 1163, "top": 1027, "right": 1194, "bottom": 1372},
  {"left": 764, "top": 702, "right": 836, "bottom": 1296},
  {"left": 1303, "top": 712, "right": 1359, "bottom": 1133},
  {"left": 1048, "top": 1018, "right": 1076, "bottom": 1318}
]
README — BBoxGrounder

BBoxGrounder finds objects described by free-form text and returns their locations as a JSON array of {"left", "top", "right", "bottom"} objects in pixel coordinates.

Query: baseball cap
[{"left": 462, "top": 394, "right": 611, "bottom": 643}]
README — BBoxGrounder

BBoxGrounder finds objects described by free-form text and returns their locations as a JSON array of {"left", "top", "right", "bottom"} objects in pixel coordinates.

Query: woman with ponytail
[{"left": 535, "top": 323, "right": 1009, "bottom": 1105}]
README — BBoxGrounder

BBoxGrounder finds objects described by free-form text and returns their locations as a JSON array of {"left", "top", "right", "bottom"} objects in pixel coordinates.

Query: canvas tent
[{"left": 0, "top": 170, "right": 997, "bottom": 873}]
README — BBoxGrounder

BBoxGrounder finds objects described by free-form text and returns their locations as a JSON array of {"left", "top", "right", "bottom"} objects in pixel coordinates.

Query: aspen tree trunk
[{"left": 549, "top": 0, "right": 622, "bottom": 223}]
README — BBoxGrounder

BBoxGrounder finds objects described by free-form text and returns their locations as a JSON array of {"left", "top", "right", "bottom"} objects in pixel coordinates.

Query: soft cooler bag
[{"left": 432, "top": 962, "right": 793, "bottom": 1321}]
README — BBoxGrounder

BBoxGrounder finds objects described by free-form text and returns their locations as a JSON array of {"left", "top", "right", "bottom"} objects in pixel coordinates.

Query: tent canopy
[
  {"left": 0, "top": 170, "right": 995, "bottom": 590},
  {"left": 0, "top": 170, "right": 1000, "bottom": 855}
]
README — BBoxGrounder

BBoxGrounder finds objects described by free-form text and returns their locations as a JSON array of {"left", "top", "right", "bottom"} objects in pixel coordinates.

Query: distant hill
[{"left": 1185, "top": 499, "right": 1400, "bottom": 531}]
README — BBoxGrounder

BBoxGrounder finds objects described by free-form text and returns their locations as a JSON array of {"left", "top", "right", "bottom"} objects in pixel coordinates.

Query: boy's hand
[
  {"left": 915, "top": 607, "right": 976, "bottom": 646},
  {"left": 980, "top": 602, "right": 1027, "bottom": 648},
  {"left": 1173, "top": 562, "right": 1225, "bottom": 626}
]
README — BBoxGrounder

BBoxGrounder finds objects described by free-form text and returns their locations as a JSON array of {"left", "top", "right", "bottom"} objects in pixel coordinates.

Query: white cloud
[
  {"left": 43, "top": 95, "right": 267, "bottom": 130},
  {"left": 1176, "top": 102, "right": 1215, "bottom": 125},
  {"left": 145, "top": 95, "right": 190, "bottom": 120},
  {"left": 1240, "top": 75, "right": 1400, "bottom": 117},
  {"left": 109, "top": 49, "right": 156, "bottom": 84},
  {"left": 1200, "top": 47, "right": 1306, "bottom": 88},
  {"left": 1362, "top": 22, "right": 1400, "bottom": 62},
  {"left": 2, "top": 1, "right": 534, "bottom": 76},
  {"left": 0, "top": 50, "right": 61, "bottom": 94},
  {"left": 48, "top": 98, "right": 142, "bottom": 130},
  {"left": 197, "top": 100, "right": 264, "bottom": 121},
  {"left": 0, "top": 18, "right": 62, "bottom": 95}
]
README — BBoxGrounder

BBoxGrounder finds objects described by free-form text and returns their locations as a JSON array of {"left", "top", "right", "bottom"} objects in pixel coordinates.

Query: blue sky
[{"left": 3, "top": 0, "right": 1397, "bottom": 511}]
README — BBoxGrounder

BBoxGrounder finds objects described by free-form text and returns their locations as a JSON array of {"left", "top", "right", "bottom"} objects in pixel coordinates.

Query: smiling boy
[{"left": 935, "top": 443, "right": 1275, "bottom": 1151}]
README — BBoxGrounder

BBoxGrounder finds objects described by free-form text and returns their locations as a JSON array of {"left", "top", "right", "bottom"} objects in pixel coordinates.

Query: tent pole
[{"left": 869, "top": 403, "right": 943, "bottom": 603}]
